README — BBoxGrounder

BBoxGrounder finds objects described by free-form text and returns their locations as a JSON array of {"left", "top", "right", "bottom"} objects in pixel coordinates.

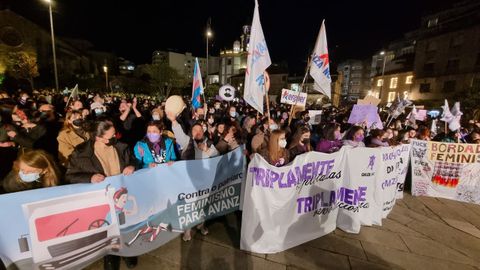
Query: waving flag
[
  {"left": 191, "top": 58, "right": 204, "bottom": 110},
  {"left": 310, "top": 20, "right": 332, "bottom": 99},
  {"left": 244, "top": 0, "right": 271, "bottom": 114}
]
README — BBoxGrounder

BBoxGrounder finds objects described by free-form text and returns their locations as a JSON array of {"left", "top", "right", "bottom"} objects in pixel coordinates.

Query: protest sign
[
  {"left": 308, "top": 110, "right": 322, "bottom": 125},
  {"left": 280, "top": 88, "right": 307, "bottom": 106},
  {"left": 0, "top": 147, "right": 246, "bottom": 270},
  {"left": 347, "top": 104, "right": 383, "bottom": 129},
  {"left": 411, "top": 140, "right": 480, "bottom": 204}
]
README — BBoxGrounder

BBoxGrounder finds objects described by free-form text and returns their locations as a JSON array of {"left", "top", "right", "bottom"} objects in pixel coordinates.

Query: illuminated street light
[{"left": 103, "top": 65, "right": 109, "bottom": 91}]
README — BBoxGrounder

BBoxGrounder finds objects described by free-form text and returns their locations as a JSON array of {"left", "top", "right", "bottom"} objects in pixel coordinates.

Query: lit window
[
  {"left": 405, "top": 75, "right": 413, "bottom": 84},
  {"left": 390, "top": 77, "right": 398, "bottom": 89},
  {"left": 403, "top": 91, "right": 409, "bottom": 99},
  {"left": 377, "top": 79, "right": 384, "bottom": 87},
  {"left": 388, "top": 92, "right": 396, "bottom": 102}
]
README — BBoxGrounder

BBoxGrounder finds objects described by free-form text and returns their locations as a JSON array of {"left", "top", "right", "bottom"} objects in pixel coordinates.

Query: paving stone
[
  {"left": 406, "top": 218, "right": 480, "bottom": 261},
  {"left": 375, "top": 219, "right": 430, "bottom": 239},
  {"left": 348, "top": 257, "right": 397, "bottom": 270},
  {"left": 437, "top": 198, "right": 480, "bottom": 232},
  {"left": 402, "top": 194, "right": 444, "bottom": 222},
  {"left": 362, "top": 241, "right": 478, "bottom": 270},
  {"left": 334, "top": 227, "right": 409, "bottom": 251},
  {"left": 400, "top": 235, "right": 479, "bottom": 266},
  {"left": 266, "top": 245, "right": 350, "bottom": 270},
  {"left": 304, "top": 233, "right": 366, "bottom": 259}
]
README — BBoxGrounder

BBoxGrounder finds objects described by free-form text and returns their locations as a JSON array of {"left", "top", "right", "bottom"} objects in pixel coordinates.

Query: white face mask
[
  {"left": 214, "top": 105, "right": 220, "bottom": 109},
  {"left": 269, "top": 124, "right": 278, "bottom": 131},
  {"left": 19, "top": 171, "right": 41, "bottom": 183},
  {"left": 230, "top": 111, "right": 236, "bottom": 118},
  {"left": 152, "top": 114, "right": 160, "bottom": 121},
  {"left": 278, "top": 139, "right": 287, "bottom": 149}
]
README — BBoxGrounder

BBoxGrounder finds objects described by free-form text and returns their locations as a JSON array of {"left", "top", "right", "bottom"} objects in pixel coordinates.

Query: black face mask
[
  {"left": 304, "top": 116, "right": 311, "bottom": 122},
  {"left": 197, "top": 115, "right": 205, "bottom": 120},
  {"left": 194, "top": 138, "right": 204, "bottom": 144},
  {"left": 106, "top": 137, "right": 117, "bottom": 146},
  {"left": 301, "top": 138, "right": 310, "bottom": 144},
  {"left": 72, "top": 119, "right": 83, "bottom": 127}
]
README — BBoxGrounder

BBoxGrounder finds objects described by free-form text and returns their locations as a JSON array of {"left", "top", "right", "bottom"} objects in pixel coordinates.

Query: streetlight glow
[
  {"left": 207, "top": 30, "right": 212, "bottom": 37},
  {"left": 380, "top": 51, "right": 385, "bottom": 55},
  {"left": 43, "top": 0, "right": 51, "bottom": 3},
  {"left": 103, "top": 65, "right": 108, "bottom": 73}
]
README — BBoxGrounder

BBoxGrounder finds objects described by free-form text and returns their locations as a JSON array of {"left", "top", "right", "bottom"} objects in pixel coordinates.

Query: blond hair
[{"left": 14, "top": 150, "right": 60, "bottom": 188}]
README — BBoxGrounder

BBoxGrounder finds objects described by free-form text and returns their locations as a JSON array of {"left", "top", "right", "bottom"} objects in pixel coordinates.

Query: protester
[
  {"left": 215, "top": 121, "right": 244, "bottom": 155},
  {"left": 343, "top": 126, "right": 366, "bottom": 148},
  {"left": 134, "top": 121, "right": 177, "bottom": 168},
  {"left": 57, "top": 110, "right": 89, "bottom": 166},
  {"left": 288, "top": 126, "right": 312, "bottom": 160},
  {"left": 7, "top": 108, "right": 47, "bottom": 152},
  {"left": 366, "top": 129, "right": 389, "bottom": 147},
  {"left": 316, "top": 123, "right": 343, "bottom": 153},
  {"left": 259, "top": 129, "right": 289, "bottom": 167},
  {"left": 2, "top": 150, "right": 60, "bottom": 193}
]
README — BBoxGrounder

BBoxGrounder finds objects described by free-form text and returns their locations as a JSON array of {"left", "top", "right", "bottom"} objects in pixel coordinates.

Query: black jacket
[{"left": 65, "top": 140, "right": 136, "bottom": 184}]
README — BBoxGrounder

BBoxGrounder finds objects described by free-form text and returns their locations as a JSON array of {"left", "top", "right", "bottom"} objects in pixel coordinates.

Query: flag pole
[
  {"left": 288, "top": 57, "right": 311, "bottom": 126},
  {"left": 264, "top": 72, "right": 271, "bottom": 126}
]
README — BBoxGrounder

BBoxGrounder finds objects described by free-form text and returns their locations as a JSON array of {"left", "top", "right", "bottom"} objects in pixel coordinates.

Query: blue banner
[{"left": 0, "top": 146, "right": 246, "bottom": 270}]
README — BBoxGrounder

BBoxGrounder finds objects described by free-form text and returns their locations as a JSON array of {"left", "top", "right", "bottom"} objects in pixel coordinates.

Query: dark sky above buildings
[{"left": 4, "top": 0, "right": 464, "bottom": 73}]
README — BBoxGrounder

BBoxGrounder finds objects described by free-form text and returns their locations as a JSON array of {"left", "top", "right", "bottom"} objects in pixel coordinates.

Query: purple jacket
[{"left": 316, "top": 139, "right": 343, "bottom": 153}]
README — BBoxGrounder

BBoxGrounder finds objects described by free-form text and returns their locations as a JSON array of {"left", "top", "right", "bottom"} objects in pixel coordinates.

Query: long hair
[
  {"left": 13, "top": 150, "right": 60, "bottom": 188},
  {"left": 268, "top": 129, "right": 287, "bottom": 163},
  {"left": 62, "top": 110, "right": 82, "bottom": 131},
  {"left": 289, "top": 126, "right": 312, "bottom": 151},
  {"left": 323, "top": 123, "right": 340, "bottom": 141},
  {"left": 88, "top": 120, "right": 114, "bottom": 139}
]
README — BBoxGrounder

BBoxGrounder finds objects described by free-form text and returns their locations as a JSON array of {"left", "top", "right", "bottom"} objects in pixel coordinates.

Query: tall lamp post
[
  {"left": 44, "top": 0, "right": 59, "bottom": 91},
  {"left": 206, "top": 29, "right": 212, "bottom": 87},
  {"left": 103, "top": 65, "right": 109, "bottom": 91},
  {"left": 379, "top": 51, "right": 387, "bottom": 100}
]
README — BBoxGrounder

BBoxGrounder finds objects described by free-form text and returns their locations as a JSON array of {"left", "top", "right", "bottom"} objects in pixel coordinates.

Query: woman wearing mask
[
  {"left": 288, "top": 126, "right": 312, "bottom": 160},
  {"left": 134, "top": 121, "right": 177, "bottom": 168},
  {"left": 212, "top": 121, "right": 226, "bottom": 145},
  {"left": 227, "top": 106, "right": 238, "bottom": 123},
  {"left": 366, "top": 129, "right": 389, "bottom": 147},
  {"left": 259, "top": 129, "right": 289, "bottom": 167},
  {"left": 7, "top": 108, "right": 47, "bottom": 152},
  {"left": 316, "top": 123, "right": 343, "bottom": 153},
  {"left": 343, "top": 126, "right": 366, "bottom": 148},
  {"left": 251, "top": 118, "right": 277, "bottom": 153},
  {"left": 57, "top": 110, "right": 89, "bottom": 166},
  {"left": 2, "top": 150, "right": 60, "bottom": 193}
]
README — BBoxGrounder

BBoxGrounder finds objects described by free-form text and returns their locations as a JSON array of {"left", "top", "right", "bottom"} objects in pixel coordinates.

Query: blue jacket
[{"left": 134, "top": 137, "right": 177, "bottom": 168}]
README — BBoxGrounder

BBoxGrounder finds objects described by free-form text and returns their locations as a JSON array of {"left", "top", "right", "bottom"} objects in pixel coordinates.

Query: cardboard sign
[
  {"left": 348, "top": 104, "right": 383, "bottom": 129},
  {"left": 416, "top": 109, "right": 427, "bottom": 121},
  {"left": 357, "top": 95, "right": 381, "bottom": 107},
  {"left": 308, "top": 110, "right": 322, "bottom": 125},
  {"left": 280, "top": 89, "right": 307, "bottom": 106}
]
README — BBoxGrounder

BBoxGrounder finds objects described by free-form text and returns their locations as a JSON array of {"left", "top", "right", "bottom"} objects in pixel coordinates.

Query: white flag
[
  {"left": 65, "top": 84, "right": 79, "bottom": 108},
  {"left": 310, "top": 20, "right": 332, "bottom": 99},
  {"left": 243, "top": 0, "right": 271, "bottom": 114}
]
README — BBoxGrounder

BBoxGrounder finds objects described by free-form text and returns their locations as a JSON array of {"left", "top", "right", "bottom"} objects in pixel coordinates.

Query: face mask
[
  {"left": 208, "top": 118, "right": 214, "bottom": 125},
  {"left": 194, "top": 138, "right": 204, "bottom": 144},
  {"left": 269, "top": 124, "right": 278, "bottom": 131},
  {"left": 304, "top": 116, "right": 311, "bottom": 122},
  {"left": 209, "top": 109, "right": 215, "bottom": 114},
  {"left": 278, "top": 139, "right": 287, "bottom": 149},
  {"left": 152, "top": 114, "right": 160, "bottom": 121},
  {"left": 106, "top": 137, "right": 117, "bottom": 146},
  {"left": 214, "top": 105, "right": 220, "bottom": 109},
  {"left": 72, "top": 119, "right": 83, "bottom": 127},
  {"left": 147, "top": 133, "right": 161, "bottom": 143},
  {"left": 335, "top": 131, "right": 342, "bottom": 140},
  {"left": 203, "top": 126, "right": 207, "bottom": 133},
  {"left": 354, "top": 135, "right": 364, "bottom": 142},
  {"left": 197, "top": 115, "right": 205, "bottom": 120},
  {"left": 94, "top": 108, "right": 104, "bottom": 116},
  {"left": 301, "top": 138, "right": 310, "bottom": 144},
  {"left": 230, "top": 112, "right": 236, "bottom": 118},
  {"left": 19, "top": 171, "right": 40, "bottom": 183}
]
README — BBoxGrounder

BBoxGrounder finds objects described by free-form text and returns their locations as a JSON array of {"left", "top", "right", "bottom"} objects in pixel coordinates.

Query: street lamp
[
  {"left": 379, "top": 51, "right": 387, "bottom": 100},
  {"left": 44, "top": 0, "right": 59, "bottom": 92},
  {"left": 206, "top": 29, "right": 212, "bottom": 87},
  {"left": 103, "top": 65, "right": 109, "bottom": 91}
]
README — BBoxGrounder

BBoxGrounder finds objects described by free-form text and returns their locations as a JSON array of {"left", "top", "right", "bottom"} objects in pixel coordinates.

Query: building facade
[
  {"left": 410, "top": 1, "right": 480, "bottom": 103},
  {"left": 337, "top": 59, "right": 371, "bottom": 102},
  {"left": 219, "top": 25, "right": 250, "bottom": 85}
]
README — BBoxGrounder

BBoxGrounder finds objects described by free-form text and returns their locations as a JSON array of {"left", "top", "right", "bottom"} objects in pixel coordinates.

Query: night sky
[{"left": 3, "top": 0, "right": 464, "bottom": 74}]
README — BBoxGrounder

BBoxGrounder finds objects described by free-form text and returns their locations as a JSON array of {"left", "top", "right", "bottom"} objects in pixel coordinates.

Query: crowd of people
[{"left": 0, "top": 88, "right": 480, "bottom": 269}]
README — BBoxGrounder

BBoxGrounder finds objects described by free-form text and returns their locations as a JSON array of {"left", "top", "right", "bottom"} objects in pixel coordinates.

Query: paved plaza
[{"left": 87, "top": 193, "right": 480, "bottom": 270}]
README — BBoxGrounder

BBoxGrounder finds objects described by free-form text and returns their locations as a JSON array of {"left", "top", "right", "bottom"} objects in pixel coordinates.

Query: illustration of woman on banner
[{"left": 106, "top": 187, "right": 138, "bottom": 225}]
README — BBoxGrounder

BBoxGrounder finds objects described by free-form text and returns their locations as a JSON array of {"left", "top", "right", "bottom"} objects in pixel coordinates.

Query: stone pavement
[{"left": 86, "top": 194, "right": 480, "bottom": 270}]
